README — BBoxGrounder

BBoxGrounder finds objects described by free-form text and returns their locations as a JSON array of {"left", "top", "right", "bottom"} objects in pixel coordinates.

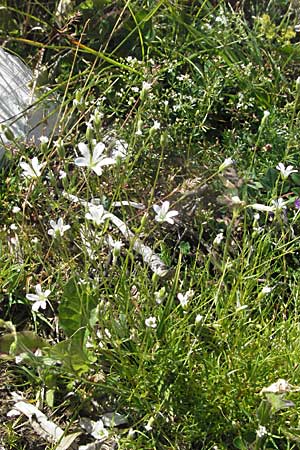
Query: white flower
[
  {"left": 271, "top": 198, "right": 287, "bottom": 211},
  {"left": 135, "top": 119, "right": 143, "bottom": 136},
  {"left": 39, "top": 135, "right": 49, "bottom": 144},
  {"left": 154, "top": 287, "right": 166, "bottom": 304},
  {"left": 152, "top": 120, "right": 161, "bottom": 130},
  {"left": 59, "top": 170, "right": 67, "bottom": 179},
  {"left": 213, "top": 231, "right": 224, "bottom": 246},
  {"left": 231, "top": 195, "right": 243, "bottom": 205},
  {"left": 250, "top": 198, "right": 287, "bottom": 213},
  {"left": 261, "top": 286, "right": 273, "bottom": 295},
  {"left": 144, "top": 416, "right": 154, "bottom": 431},
  {"left": 48, "top": 218, "right": 71, "bottom": 237},
  {"left": 85, "top": 204, "right": 112, "bottom": 226},
  {"left": 153, "top": 201, "right": 178, "bottom": 224},
  {"left": 12, "top": 206, "right": 21, "bottom": 213},
  {"left": 195, "top": 314, "right": 203, "bottom": 324},
  {"left": 20, "top": 157, "right": 46, "bottom": 179},
  {"left": 218, "top": 157, "right": 234, "bottom": 172},
  {"left": 276, "top": 162, "right": 298, "bottom": 180},
  {"left": 26, "top": 284, "right": 50, "bottom": 312},
  {"left": 142, "top": 81, "right": 152, "bottom": 91},
  {"left": 177, "top": 289, "right": 194, "bottom": 309},
  {"left": 145, "top": 316, "right": 157, "bottom": 328},
  {"left": 107, "top": 235, "right": 123, "bottom": 254},
  {"left": 74, "top": 142, "right": 116, "bottom": 176},
  {"left": 256, "top": 425, "right": 267, "bottom": 439}
]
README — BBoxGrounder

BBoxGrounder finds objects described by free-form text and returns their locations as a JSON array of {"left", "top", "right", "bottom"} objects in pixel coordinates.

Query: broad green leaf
[
  {"left": 0, "top": 331, "right": 48, "bottom": 360},
  {"left": 49, "top": 338, "right": 91, "bottom": 374},
  {"left": 58, "top": 277, "right": 97, "bottom": 339}
]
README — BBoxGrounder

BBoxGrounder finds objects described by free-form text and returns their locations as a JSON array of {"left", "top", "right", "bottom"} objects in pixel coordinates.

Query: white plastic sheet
[{"left": 0, "top": 48, "right": 58, "bottom": 163}]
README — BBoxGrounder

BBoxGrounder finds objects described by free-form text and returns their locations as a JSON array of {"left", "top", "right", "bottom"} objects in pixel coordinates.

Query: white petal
[
  {"left": 93, "top": 142, "right": 105, "bottom": 159},
  {"left": 35, "top": 284, "right": 42, "bottom": 295},
  {"left": 74, "top": 157, "right": 89, "bottom": 167},
  {"left": 26, "top": 294, "right": 39, "bottom": 302},
  {"left": 98, "top": 157, "right": 116, "bottom": 166},
  {"left": 78, "top": 142, "right": 90, "bottom": 158},
  {"left": 167, "top": 210, "right": 178, "bottom": 218},
  {"left": 91, "top": 165, "right": 103, "bottom": 176}
]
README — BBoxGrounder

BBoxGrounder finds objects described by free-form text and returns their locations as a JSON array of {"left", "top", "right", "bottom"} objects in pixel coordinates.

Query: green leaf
[
  {"left": 49, "top": 338, "right": 91, "bottom": 374},
  {"left": 260, "top": 168, "right": 278, "bottom": 190},
  {"left": 0, "top": 331, "right": 48, "bottom": 360},
  {"left": 233, "top": 436, "right": 248, "bottom": 449},
  {"left": 265, "top": 393, "right": 295, "bottom": 413},
  {"left": 256, "top": 398, "right": 272, "bottom": 425},
  {"left": 58, "top": 278, "right": 97, "bottom": 339}
]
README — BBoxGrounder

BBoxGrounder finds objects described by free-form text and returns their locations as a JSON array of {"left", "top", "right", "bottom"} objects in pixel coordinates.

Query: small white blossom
[
  {"left": 12, "top": 206, "right": 21, "bottom": 213},
  {"left": 26, "top": 284, "right": 50, "bottom": 312},
  {"left": 154, "top": 287, "right": 166, "bottom": 304},
  {"left": 213, "top": 231, "right": 224, "bottom": 246},
  {"left": 231, "top": 195, "right": 243, "bottom": 205},
  {"left": 250, "top": 198, "right": 287, "bottom": 213},
  {"left": 20, "top": 157, "right": 46, "bottom": 179},
  {"left": 85, "top": 204, "right": 112, "bottom": 226},
  {"left": 142, "top": 81, "right": 152, "bottom": 91},
  {"left": 145, "top": 316, "right": 157, "bottom": 328},
  {"left": 195, "top": 314, "right": 203, "bottom": 324},
  {"left": 256, "top": 425, "right": 267, "bottom": 439},
  {"left": 48, "top": 218, "right": 71, "bottom": 237},
  {"left": 218, "top": 157, "right": 234, "bottom": 172},
  {"left": 276, "top": 162, "right": 298, "bottom": 180},
  {"left": 271, "top": 198, "right": 287, "bottom": 211},
  {"left": 75, "top": 142, "right": 116, "bottom": 176},
  {"left": 59, "top": 170, "right": 67, "bottom": 179},
  {"left": 153, "top": 201, "right": 178, "bottom": 224},
  {"left": 144, "top": 416, "right": 155, "bottom": 431},
  {"left": 152, "top": 120, "right": 161, "bottom": 130},
  {"left": 39, "top": 135, "right": 49, "bottom": 144},
  {"left": 261, "top": 286, "right": 273, "bottom": 295},
  {"left": 177, "top": 289, "right": 194, "bottom": 309},
  {"left": 107, "top": 235, "right": 123, "bottom": 254},
  {"left": 135, "top": 119, "right": 143, "bottom": 136}
]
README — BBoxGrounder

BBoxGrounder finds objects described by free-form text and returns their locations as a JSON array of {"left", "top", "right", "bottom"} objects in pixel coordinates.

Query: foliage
[{"left": 2, "top": 0, "right": 300, "bottom": 449}]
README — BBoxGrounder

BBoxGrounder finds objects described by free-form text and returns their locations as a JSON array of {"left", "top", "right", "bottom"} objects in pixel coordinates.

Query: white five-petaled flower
[
  {"left": 26, "top": 284, "right": 51, "bottom": 312},
  {"left": 20, "top": 157, "right": 46, "bottom": 179},
  {"left": 177, "top": 289, "right": 194, "bottom": 309},
  {"left": 85, "top": 204, "right": 112, "bottom": 226},
  {"left": 153, "top": 201, "right": 178, "bottom": 224},
  {"left": 276, "top": 162, "right": 298, "bottom": 180},
  {"left": 145, "top": 316, "right": 157, "bottom": 328},
  {"left": 48, "top": 218, "right": 71, "bottom": 237},
  {"left": 74, "top": 142, "right": 116, "bottom": 176}
]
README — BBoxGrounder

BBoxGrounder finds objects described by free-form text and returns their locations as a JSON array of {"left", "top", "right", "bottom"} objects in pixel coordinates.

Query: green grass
[{"left": 2, "top": 0, "right": 300, "bottom": 449}]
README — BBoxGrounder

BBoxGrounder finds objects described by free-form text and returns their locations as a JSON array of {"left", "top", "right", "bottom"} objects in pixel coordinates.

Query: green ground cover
[{"left": 2, "top": 0, "right": 300, "bottom": 448}]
